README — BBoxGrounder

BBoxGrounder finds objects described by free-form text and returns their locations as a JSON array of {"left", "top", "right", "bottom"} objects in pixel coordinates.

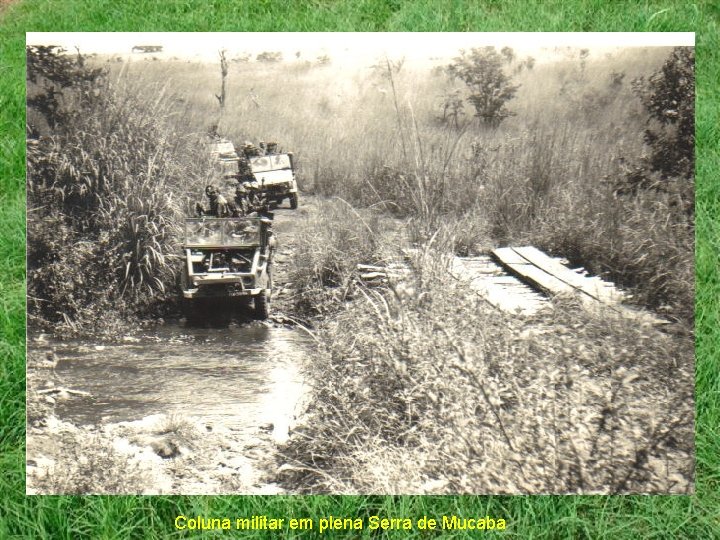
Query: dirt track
[{"left": 266, "top": 195, "right": 318, "bottom": 318}]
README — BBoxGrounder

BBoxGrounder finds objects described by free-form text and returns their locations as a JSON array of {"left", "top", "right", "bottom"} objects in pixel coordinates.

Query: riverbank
[
  {"left": 26, "top": 195, "right": 695, "bottom": 495},
  {"left": 25, "top": 199, "right": 317, "bottom": 495},
  {"left": 25, "top": 193, "right": 695, "bottom": 495},
  {"left": 27, "top": 411, "right": 289, "bottom": 495}
]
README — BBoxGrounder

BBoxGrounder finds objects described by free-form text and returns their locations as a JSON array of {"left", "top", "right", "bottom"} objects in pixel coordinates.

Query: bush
[
  {"left": 31, "top": 434, "right": 150, "bottom": 494},
  {"left": 633, "top": 47, "right": 694, "bottom": 180},
  {"left": 27, "top": 47, "right": 200, "bottom": 333},
  {"left": 289, "top": 199, "right": 387, "bottom": 316},
  {"left": 256, "top": 51, "right": 282, "bottom": 63}
]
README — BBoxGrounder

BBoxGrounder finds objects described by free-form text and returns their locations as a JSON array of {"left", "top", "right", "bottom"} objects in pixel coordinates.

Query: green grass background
[{"left": 2, "top": 1, "right": 718, "bottom": 537}]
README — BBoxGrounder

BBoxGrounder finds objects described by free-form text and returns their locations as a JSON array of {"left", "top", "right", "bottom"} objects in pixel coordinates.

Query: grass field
[{"left": 3, "top": 0, "right": 720, "bottom": 537}]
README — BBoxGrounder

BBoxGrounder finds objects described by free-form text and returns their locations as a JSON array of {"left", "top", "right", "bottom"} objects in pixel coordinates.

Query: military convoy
[{"left": 179, "top": 138, "right": 297, "bottom": 320}]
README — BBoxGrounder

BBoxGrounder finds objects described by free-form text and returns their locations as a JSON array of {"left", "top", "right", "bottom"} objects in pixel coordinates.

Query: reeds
[{"left": 27, "top": 65, "right": 207, "bottom": 333}]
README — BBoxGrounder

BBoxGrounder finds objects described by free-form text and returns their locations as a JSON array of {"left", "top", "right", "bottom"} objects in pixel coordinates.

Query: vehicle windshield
[
  {"left": 184, "top": 218, "right": 261, "bottom": 247},
  {"left": 250, "top": 154, "right": 291, "bottom": 173}
]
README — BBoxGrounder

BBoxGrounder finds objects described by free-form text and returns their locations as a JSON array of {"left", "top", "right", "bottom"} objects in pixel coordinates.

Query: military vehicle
[
  {"left": 179, "top": 216, "right": 275, "bottom": 319},
  {"left": 248, "top": 152, "right": 299, "bottom": 209},
  {"left": 208, "top": 138, "right": 240, "bottom": 181}
]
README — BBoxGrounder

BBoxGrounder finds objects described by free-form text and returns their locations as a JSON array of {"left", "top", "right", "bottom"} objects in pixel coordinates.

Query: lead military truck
[{"left": 179, "top": 216, "right": 275, "bottom": 319}]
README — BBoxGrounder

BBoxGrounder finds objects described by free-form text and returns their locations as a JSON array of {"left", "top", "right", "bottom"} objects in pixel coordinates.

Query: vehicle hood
[{"left": 254, "top": 169, "right": 294, "bottom": 186}]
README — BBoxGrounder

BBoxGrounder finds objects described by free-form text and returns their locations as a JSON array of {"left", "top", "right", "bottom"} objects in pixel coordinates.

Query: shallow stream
[{"left": 35, "top": 322, "right": 311, "bottom": 438}]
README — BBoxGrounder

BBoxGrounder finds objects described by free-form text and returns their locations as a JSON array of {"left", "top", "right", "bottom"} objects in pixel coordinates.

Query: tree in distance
[
  {"left": 446, "top": 46, "right": 520, "bottom": 127},
  {"left": 632, "top": 46, "right": 695, "bottom": 180}
]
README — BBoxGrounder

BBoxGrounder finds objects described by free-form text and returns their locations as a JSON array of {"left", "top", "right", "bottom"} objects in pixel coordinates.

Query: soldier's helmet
[{"left": 242, "top": 142, "right": 262, "bottom": 157}]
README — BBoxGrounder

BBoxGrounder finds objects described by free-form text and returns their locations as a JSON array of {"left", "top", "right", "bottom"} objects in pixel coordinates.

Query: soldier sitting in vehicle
[
  {"left": 195, "top": 185, "right": 230, "bottom": 217},
  {"left": 242, "top": 141, "right": 263, "bottom": 158},
  {"left": 232, "top": 183, "right": 251, "bottom": 216},
  {"left": 236, "top": 154, "right": 256, "bottom": 183}
]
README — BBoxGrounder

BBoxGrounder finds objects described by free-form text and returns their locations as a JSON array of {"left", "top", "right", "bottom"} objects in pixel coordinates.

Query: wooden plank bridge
[
  {"left": 360, "top": 246, "right": 666, "bottom": 325},
  {"left": 449, "top": 255, "right": 547, "bottom": 316},
  {"left": 492, "top": 246, "right": 625, "bottom": 306}
]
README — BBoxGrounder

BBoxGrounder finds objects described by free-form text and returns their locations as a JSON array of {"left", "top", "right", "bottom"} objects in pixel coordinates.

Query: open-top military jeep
[
  {"left": 179, "top": 216, "right": 275, "bottom": 319},
  {"left": 249, "top": 153, "right": 299, "bottom": 209}
]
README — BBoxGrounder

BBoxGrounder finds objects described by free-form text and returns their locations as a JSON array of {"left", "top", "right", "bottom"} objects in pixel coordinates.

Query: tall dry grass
[
  {"left": 288, "top": 198, "right": 399, "bottom": 317},
  {"left": 150, "top": 46, "right": 687, "bottom": 320},
  {"left": 279, "top": 247, "right": 694, "bottom": 493}
]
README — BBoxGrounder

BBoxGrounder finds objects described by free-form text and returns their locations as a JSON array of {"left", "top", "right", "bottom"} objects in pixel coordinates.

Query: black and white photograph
[{"left": 26, "top": 32, "right": 695, "bottom": 495}]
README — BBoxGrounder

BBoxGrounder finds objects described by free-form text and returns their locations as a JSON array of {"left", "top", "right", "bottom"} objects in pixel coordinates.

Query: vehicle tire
[
  {"left": 178, "top": 266, "right": 203, "bottom": 321},
  {"left": 181, "top": 298, "right": 196, "bottom": 320},
  {"left": 254, "top": 290, "right": 270, "bottom": 320},
  {"left": 178, "top": 268, "right": 192, "bottom": 317},
  {"left": 289, "top": 193, "right": 298, "bottom": 210},
  {"left": 179, "top": 266, "right": 189, "bottom": 291},
  {"left": 267, "top": 261, "right": 274, "bottom": 289}
]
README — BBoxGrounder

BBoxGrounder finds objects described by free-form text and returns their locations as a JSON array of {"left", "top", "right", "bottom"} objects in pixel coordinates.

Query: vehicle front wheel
[
  {"left": 182, "top": 298, "right": 197, "bottom": 320},
  {"left": 254, "top": 290, "right": 270, "bottom": 320},
  {"left": 178, "top": 268, "right": 193, "bottom": 318},
  {"left": 289, "top": 193, "right": 298, "bottom": 209}
]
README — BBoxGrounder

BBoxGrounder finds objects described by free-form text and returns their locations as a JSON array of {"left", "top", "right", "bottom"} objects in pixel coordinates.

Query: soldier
[
  {"left": 233, "top": 183, "right": 250, "bottom": 216},
  {"left": 237, "top": 154, "right": 255, "bottom": 183},
  {"left": 207, "top": 123, "right": 220, "bottom": 140},
  {"left": 242, "top": 141, "right": 263, "bottom": 158},
  {"left": 196, "top": 185, "right": 229, "bottom": 217}
]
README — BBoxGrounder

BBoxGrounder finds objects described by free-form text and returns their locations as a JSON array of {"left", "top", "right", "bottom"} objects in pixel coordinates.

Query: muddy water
[{"left": 39, "top": 322, "right": 311, "bottom": 438}]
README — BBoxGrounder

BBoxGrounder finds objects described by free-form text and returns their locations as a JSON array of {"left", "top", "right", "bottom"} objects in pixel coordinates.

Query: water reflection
[{"left": 39, "top": 323, "right": 310, "bottom": 437}]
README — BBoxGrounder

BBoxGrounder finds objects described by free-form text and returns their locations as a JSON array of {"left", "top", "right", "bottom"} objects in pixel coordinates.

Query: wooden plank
[
  {"left": 494, "top": 246, "right": 668, "bottom": 326},
  {"left": 511, "top": 246, "right": 624, "bottom": 304},
  {"left": 493, "top": 249, "right": 577, "bottom": 295},
  {"left": 487, "top": 276, "right": 526, "bottom": 285},
  {"left": 492, "top": 247, "right": 529, "bottom": 266},
  {"left": 493, "top": 246, "right": 620, "bottom": 304},
  {"left": 504, "top": 262, "right": 577, "bottom": 297},
  {"left": 360, "top": 272, "right": 387, "bottom": 280},
  {"left": 450, "top": 256, "right": 547, "bottom": 315}
]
